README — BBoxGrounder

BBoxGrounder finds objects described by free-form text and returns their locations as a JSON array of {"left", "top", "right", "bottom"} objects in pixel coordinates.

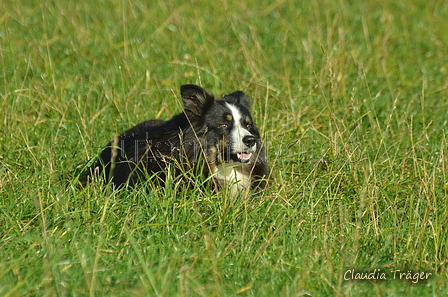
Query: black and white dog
[{"left": 89, "top": 84, "right": 268, "bottom": 196}]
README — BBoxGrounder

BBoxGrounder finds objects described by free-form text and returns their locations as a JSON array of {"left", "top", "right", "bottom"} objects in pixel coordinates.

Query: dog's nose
[{"left": 242, "top": 135, "right": 256, "bottom": 148}]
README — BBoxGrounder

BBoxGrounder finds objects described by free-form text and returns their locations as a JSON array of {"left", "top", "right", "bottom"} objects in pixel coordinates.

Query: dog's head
[{"left": 181, "top": 84, "right": 265, "bottom": 165}]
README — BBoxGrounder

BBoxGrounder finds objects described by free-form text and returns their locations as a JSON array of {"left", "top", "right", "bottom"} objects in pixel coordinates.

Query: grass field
[{"left": 1, "top": 0, "right": 447, "bottom": 296}]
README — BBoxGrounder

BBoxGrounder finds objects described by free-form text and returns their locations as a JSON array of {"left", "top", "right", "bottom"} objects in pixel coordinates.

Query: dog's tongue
[{"left": 238, "top": 153, "right": 251, "bottom": 160}]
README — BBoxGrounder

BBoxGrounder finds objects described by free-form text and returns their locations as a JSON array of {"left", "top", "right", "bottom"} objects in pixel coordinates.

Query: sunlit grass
[{"left": 1, "top": 0, "right": 447, "bottom": 296}]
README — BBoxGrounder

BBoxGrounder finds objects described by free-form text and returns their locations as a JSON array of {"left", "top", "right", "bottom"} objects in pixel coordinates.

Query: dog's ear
[
  {"left": 181, "top": 84, "right": 215, "bottom": 117},
  {"left": 223, "top": 91, "right": 250, "bottom": 110}
]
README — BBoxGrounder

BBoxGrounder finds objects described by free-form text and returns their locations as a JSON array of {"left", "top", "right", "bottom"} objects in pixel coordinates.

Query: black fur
[{"left": 88, "top": 84, "right": 268, "bottom": 195}]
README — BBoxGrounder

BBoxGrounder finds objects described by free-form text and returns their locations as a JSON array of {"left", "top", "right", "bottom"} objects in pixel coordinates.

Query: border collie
[{"left": 88, "top": 84, "right": 268, "bottom": 196}]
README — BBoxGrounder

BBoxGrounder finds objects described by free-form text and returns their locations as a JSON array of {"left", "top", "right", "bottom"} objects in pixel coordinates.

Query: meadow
[{"left": 1, "top": 0, "right": 447, "bottom": 296}]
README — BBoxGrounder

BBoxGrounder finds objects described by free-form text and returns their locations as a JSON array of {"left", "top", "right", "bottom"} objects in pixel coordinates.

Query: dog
[{"left": 88, "top": 84, "right": 268, "bottom": 196}]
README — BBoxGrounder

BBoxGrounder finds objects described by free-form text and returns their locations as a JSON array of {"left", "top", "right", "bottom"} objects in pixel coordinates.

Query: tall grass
[{"left": 1, "top": 0, "right": 447, "bottom": 296}]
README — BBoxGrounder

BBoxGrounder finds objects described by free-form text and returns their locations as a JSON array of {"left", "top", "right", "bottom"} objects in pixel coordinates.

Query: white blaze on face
[{"left": 225, "top": 103, "right": 256, "bottom": 155}]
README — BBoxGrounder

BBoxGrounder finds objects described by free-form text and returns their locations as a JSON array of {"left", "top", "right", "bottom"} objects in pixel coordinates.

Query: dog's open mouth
[
  {"left": 228, "top": 152, "right": 252, "bottom": 163},
  {"left": 237, "top": 153, "right": 252, "bottom": 161}
]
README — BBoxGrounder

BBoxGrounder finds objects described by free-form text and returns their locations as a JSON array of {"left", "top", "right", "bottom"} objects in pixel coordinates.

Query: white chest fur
[{"left": 214, "top": 163, "right": 251, "bottom": 197}]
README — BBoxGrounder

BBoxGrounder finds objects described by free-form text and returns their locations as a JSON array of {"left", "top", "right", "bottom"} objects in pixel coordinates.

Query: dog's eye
[
  {"left": 220, "top": 123, "right": 228, "bottom": 128},
  {"left": 246, "top": 123, "right": 253, "bottom": 129}
]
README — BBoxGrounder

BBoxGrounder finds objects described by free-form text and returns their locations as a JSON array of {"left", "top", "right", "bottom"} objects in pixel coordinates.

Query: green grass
[{"left": 1, "top": 0, "right": 447, "bottom": 296}]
